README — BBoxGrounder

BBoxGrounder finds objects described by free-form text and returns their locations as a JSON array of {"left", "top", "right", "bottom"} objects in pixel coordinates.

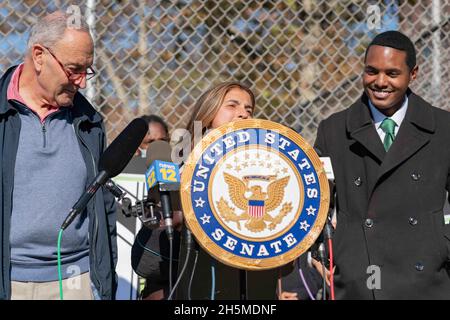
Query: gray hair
[{"left": 27, "top": 10, "right": 91, "bottom": 50}]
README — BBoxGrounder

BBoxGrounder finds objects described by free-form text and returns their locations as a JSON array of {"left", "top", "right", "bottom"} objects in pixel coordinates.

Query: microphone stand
[
  {"left": 156, "top": 190, "right": 174, "bottom": 296},
  {"left": 239, "top": 270, "right": 247, "bottom": 300}
]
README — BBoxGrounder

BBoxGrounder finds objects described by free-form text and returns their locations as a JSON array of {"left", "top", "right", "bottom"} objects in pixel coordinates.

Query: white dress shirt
[{"left": 368, "top": 96, "right": 408, "bottom": 144}]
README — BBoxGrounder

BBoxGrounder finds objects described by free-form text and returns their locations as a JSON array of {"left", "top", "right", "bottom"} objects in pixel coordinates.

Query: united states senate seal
[{"left": 180, "top": 119, "right": 329, "bottom": 270}]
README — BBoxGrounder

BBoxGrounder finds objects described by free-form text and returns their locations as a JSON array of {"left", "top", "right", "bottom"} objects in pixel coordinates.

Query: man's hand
[
  {"left": 279, "top": 291, "right": 298, "bottom": 300},
  {"left": 311, "top": 258, "right": 335, "bottom": 287},
  {"left": 159, "top": 210, "right": 184, "bottom": 231}
]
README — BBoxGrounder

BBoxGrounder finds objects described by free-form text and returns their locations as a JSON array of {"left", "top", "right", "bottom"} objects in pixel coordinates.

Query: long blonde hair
[{"left": 186, "top": 81, "right": 255, "bottom": 136}]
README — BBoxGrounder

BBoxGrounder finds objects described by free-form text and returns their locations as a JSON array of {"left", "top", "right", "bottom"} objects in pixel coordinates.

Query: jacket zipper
[
  {"left": 38, "top": 111, "right": 61, "bottom": 148},
  {"left": 41, "top": 123, "right": 46, "bottom": 148},
  {"left": 73, "top": 121, "right": 102, "bottom": 297}
]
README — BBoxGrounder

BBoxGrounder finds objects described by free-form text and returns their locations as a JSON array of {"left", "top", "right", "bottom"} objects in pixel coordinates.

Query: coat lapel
[
  {"left": 347, "top": 95, "right": 386, "bottom": 163},
  {"left": 376, "top": 92, "right": 435, "bottom": 180}
]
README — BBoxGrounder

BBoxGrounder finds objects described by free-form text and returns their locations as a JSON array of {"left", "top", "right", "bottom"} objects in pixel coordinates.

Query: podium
[{"left": 175, "top": 120, "right": 329, "bottom": 300}]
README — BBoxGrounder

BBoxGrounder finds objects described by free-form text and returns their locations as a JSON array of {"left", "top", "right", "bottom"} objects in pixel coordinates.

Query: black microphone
[
  {"left": 105, "top": 179, "right": 125, "bottom": 200},
  {"left": 145, "top": 140, "right": 181, "bottom": 240},
  {"left": 61, "top": 117, "right": 148, "bottom": 230}
]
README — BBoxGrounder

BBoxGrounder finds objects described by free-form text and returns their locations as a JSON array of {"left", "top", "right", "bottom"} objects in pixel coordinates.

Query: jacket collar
[
  {"left": 0, "top": 66, "right": 17, "bottom": 115},
  {"left": 346, "top": 89, "right": 435, "bottom": 163},
  {"left": 403, "top": 90, "right": 435, "bottom": 133},
  {"left": 0, "top": 65, "right": 102, "bottom": 125},
  {"left": 346, "top": 89, "right": 435, "bottom": 195},
  {"left": 346, "top": 89, "right": 435, "bottom": 134},
  {"left": 346, "top": 93, "right": 374, "bottom": 133},
  {"left": 70, "top": 92, "right": 103, "bottom": 125},
  {"left": 346, "top": 93, "right": 386, "bottom": 162}
]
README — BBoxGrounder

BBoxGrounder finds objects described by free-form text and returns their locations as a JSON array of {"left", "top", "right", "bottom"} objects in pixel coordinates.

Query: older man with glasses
[{"left": 0, "top": 11, "right": 117, "bottom": 300}]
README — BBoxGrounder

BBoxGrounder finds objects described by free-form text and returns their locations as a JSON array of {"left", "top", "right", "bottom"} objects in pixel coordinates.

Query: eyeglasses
[{"left": 42, "top": 45, "right": 96, "bottom": 81}]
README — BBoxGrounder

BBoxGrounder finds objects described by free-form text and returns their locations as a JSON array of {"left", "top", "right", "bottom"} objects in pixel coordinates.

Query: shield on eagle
[{"left": 248, "top": 200, "right": 265, "bottom": 219}]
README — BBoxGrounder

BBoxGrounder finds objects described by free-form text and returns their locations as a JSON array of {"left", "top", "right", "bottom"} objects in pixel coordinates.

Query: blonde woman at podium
[{"left": 176, "top": 81, "right": 257, "bottom": 300}]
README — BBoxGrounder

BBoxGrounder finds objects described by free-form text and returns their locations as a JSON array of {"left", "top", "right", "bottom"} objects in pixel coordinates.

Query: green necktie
[{"left": 380, "top": 118, "right": 396, "bottom": 151}]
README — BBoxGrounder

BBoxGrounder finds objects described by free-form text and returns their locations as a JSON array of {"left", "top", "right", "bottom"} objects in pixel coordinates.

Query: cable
[
  {"left": 187, "top": 250, "right": 199, "bottom": 300},
  {"left": 298, "top": 267, "right": 315, "bottom": 300},
  {"left": 277, "top": 268, "right": 282, "bottom": 299},
  {"left": 328, "top": 238, "right": 335, "bottom": 300},
  {"left": 210, "top": 260, "right": 216, "bottom": 300},
  {"left": 135, "top": 233, "right": 179, "bottom": 261},
  {"left": 297, "top": 258, "right": 316, "bottom": 300},
  {"left": 57, "top": 229, "right": 64, "bottom": 300},
  {"left": 166, "top": 246, "right": 192, "bottom": 300},
  {"left": 321, "top": 263, "right": 326, "bottom": 300},
  {"left": 115, "top": 183, "right": 140, "bottom": 201},
  {"left": 318, "top": 243, "right": 327, "bottom": 300},
  {"left": 323, "top": 218, "right": 335, "bottom": 300}
]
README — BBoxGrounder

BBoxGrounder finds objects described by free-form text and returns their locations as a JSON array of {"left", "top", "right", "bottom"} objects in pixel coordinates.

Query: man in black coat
[{"left": 314, "top": 30, "right": 450, "bottom": 299}]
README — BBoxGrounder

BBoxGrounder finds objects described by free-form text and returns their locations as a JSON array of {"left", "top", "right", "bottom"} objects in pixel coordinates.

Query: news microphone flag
[{"left": 145, "top": 160, "right": 181, "bottom": 191}]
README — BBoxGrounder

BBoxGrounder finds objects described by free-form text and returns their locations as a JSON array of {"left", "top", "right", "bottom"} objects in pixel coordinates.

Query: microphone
[
  {"left": 61, "top": 117, "right": 148, "bottom": 230},
  {"left": 310, "top": 147, "right": 336, "bottom": 258},
  {"left": 145, "top": 140, "right": 181, "bottom": 240},
  {"left": 314, "top": 147, "right": 336, "bottom": 212},
  {"left": 314, "top": 147, "right": 337, "bottom": 300},
  {"left": 314, "top": 147, "right": 335, "bottom": 182},
  {"left": 105, "top": 179, "right": 125, "bottom": 200}
]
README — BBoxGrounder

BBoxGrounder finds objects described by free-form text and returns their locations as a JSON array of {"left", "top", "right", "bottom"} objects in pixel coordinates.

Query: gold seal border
[{"left": 180, "top": 119, "right": 330, "bottom": 270}]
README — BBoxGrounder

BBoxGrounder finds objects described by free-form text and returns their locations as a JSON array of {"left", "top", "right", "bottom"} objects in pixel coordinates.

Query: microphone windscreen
[
  {"left": 145, "top": 140, "right": 172, "bottom": 167},
  {"left": 99, "top": 117, "right": 148, "bottom": 177}
]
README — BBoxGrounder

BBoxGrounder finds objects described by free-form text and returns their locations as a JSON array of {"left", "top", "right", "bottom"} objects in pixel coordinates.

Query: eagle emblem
[{"left": 217, "top": 172, "right": 293, "bottom": 232}]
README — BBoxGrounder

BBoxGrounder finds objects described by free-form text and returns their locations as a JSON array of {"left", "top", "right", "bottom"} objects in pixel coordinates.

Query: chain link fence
[{"left": 1, "top": 0, "right": 449, "bottom": 144}]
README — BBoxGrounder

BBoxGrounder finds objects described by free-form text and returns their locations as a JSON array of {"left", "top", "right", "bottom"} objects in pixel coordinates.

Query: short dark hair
[
  {"left": 365, "top": 30, "right": 416, "bottom": 71},
  {"left": 141, "top": 114, "right": 169, "bottom": 134}
]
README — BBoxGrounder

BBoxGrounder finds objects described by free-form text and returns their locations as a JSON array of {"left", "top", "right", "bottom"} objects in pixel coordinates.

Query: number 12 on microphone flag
[{"left": 145, "top": 160, "right": 180, "bottom": 190}]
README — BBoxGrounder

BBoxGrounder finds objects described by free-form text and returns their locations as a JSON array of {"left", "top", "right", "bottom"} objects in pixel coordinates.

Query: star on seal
[
  {"left": 195, "top": 197, "right": 205, "bottom": 208},
  {"left": 306, "top": 205, "right": 317, "bottom": 216},
  {"left": 200, "top": 214, "right": 211, "bottom": 224},
  {"left": 300, "top": 220, "right": 310, "bottom": 231}
]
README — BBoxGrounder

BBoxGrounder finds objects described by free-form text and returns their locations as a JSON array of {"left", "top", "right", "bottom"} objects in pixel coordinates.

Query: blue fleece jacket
[{"left": 9, "top": 104, "right": 90, "bottom": 281}]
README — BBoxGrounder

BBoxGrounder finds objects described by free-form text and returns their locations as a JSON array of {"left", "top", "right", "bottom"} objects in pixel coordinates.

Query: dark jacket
[
  {"left": 0, "top": 66, "right": 117, "bottom": 300},
  {"left": 314, "top": 90, "right": 450, "bottom": 299},
  {"left": 278, "top": 254, "right": 323, "bottom": 300}
]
